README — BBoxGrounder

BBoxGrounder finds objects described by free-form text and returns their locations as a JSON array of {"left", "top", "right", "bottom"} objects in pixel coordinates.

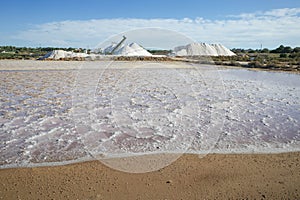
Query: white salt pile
[
  {"left": 104, "top": 43, "right": 152, "bottom": 56},
  {"left": 41, "top": 50, "right": 89, "bottom": 60},
  {"left": 103, "top": 43, "right": 120, "bottom": 54},
  {"left": 173, "top": 43, "right": 235, "bottom": 56},
  {"left": 211, "top": 44, "right": 236, "bottom": 56}
]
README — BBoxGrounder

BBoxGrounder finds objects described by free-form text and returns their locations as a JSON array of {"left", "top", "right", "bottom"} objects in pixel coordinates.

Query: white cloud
[
  {"left": 11, "top": 8, "right": 300, "bottom": 49},
  {"left": 264, "top": 8, "right": 300, "bottom": 17}
]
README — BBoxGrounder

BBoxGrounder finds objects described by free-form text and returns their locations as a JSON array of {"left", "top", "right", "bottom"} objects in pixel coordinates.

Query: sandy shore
[{"left": 1, "top": 152, "right": 299, "bottom": 199}]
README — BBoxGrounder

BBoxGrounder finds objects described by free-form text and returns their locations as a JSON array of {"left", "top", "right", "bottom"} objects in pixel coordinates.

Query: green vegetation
[
  {"left": 231, "top": 45, "right": 300, "bottom": 54},
  {"left": 214, "top": 45, "right": 300, "bottom": 72},
  {"left": 147, "top": 49, "right": 172, "bottom": 55},
  {"left": 0, "top": 46, "right": 88, "bottom": 59}
]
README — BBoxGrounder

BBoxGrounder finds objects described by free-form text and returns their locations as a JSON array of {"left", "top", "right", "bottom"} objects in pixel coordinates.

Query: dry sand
[{"left": 1, "top": 152, "right": 299, "bottom": 199}]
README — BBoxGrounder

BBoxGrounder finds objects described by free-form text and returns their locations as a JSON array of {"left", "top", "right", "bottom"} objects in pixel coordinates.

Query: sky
[{"left": 1, "top": 0, "right": 300, "bottom": 49}]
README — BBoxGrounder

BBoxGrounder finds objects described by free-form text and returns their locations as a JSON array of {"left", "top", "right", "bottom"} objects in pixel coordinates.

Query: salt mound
[
  {"left": 104, "top": 42, "right": 152, "bottom": 56},
  {"left": 129, "top": 42, "right": 143, "bottom": 49},
  {"left": 42, "top": 50, "right": 89, "bottom": 60},
  {"left": 114, "top": 43, "right": 152, "bottom": 56},
  {"left": 103, "top": 43, "right": 125, "bottom": 54},
  {"left": 173, "top": 43, "right": 235, "bottom": 56},
  {"left": 124, "top": 43, "right": 152, "bottom": 56},
  {"left": 211, "top": 44, "right": 236, "bottom": 56},
  {"left": 115, "top": 45, "right": 135, "bottom": 56}
]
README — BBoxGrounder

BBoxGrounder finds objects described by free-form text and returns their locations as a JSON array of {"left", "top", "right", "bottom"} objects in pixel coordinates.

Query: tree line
[{"left": 231, "top": 45, "right": 300, "bottom": 54}]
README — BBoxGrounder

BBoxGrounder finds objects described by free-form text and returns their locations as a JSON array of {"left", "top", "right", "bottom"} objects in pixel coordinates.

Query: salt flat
[{"left": 0, "top": 60, "right": 299, "bottom": 169}]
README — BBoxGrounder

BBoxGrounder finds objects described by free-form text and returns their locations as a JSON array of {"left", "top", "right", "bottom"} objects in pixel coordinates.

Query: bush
[
  {"left": 280, "top": 53, "right": 288, "bottom": 58},
  {"left": 247, "top": 61, "right": 264, "bottom": 68}
]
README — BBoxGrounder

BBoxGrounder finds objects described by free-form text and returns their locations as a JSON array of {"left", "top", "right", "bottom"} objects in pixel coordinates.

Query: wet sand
[{"left": 1, "top": 152, "right": 300, "bottom": 199}]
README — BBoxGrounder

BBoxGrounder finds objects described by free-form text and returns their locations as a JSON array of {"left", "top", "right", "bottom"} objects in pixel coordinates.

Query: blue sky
[{"left": 1, "top": 0, "right": 300, "bottom": 48}]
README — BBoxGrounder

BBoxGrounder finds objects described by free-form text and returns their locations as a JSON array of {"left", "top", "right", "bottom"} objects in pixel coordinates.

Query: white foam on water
[{"left": 0, "top": 61, "right": 300, "bottom": 169}]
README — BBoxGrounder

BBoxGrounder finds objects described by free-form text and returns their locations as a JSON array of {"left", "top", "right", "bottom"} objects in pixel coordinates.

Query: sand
[{"left": 1, "top": 152, "right": 299, "bottom": 199}]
